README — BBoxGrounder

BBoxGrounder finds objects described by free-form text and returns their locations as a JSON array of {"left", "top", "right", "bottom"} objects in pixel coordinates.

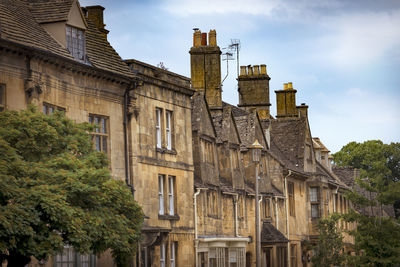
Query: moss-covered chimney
[
  {"left": 275, "top": 82, "right": 298, "bottom": 118},
  {"left": 238, "top": 64, "right": 271, "bottom": 120},
  {"left": 190, "top": 29, "right": 222, "bottom": 111},
  {"left": 85, "top": 5, "right": 109, "bottom": 39}
]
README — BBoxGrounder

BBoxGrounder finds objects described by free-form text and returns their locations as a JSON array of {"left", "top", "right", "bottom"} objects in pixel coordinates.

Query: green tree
[
  {"left": 333, "top": 140, "right": 400, "bottom": 266},
  {"left": 0, "top": 107, "right": 143, "bottom": 266},
  {"left": 311, "top": 214, "right": 345, "bottom": 267}
]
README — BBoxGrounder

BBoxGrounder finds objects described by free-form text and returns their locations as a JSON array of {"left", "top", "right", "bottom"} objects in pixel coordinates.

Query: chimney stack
[
  {"left": 85, "top": 5, "right": 109, "bottom": 38},
  {"left": 190, "top": 29, "right": 222, "bottom": 111},
  {"left": 275, "top": 82, "right": 298, "bottom": 118},
  {"left": 237, "top": 64, "right": 271, "bottom": 120}
]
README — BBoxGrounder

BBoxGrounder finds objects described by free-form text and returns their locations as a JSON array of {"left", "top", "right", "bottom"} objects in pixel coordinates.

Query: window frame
[
  {"left": 168, "top": 175, "right": 176, "bottom": 216},
  {"left": 158, "top": 174, "right": 165, "bottom": 215},
  {"left": 43, "top": 102, "right": 66, "bottom": 115},
  {"left": 160, "top": 243, "right": 166, "bottom": 267},
  {"left": 89, "top": 114, "right": 109, "bottom": 155},
  {"left": 54, "top": 246, "right": 96, "bottom": 267},
  {"left": 166, "top": 110, "right": 172, "bottom": 150},
  {"left": 66, "top": 25, "right": 86, "bottom": 61},
  {"left": 310, "top": 187, "right": 320, "bottom": 219},
  {"left": 170, "top": 242, "right": 177, "bottom": 267},
  {"left": 156, "top": 108, "right": 162, "bottom": 149},
  {"left": 0, "top": 84, "right": 5, "bottom": 112}
]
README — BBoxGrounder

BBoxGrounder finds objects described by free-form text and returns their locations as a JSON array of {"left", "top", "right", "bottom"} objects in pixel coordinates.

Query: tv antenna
[
  {"left": 229, "top": 39, "right": 241, "bottom": 78},
  {"left": 221, "top": 51, "right": 234, "bottom": 86}
]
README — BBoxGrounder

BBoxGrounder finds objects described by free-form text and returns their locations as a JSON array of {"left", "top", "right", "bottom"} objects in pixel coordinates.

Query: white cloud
[{"left": 316, "top": 11, "right": 400, "bottom": 68}]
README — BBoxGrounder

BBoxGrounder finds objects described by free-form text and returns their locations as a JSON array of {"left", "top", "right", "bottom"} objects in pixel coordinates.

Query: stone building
[
  {"left": 190, "top": 29, "right": 355, "bottom": 267},
  {"left": 0, "top": 0, "right": 195, "bottom": 266},
  {"left": 1, "top": 0, "right": 359, "bottom": 265}
]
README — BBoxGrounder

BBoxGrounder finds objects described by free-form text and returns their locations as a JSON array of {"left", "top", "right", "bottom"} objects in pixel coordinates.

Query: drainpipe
[
  {"left": 223, "top": 192, "right": 240, "bottom": 237},
  {"left": 194, "top": 188, "right": 207, "bottom": 267},
  {"left": 123, "top": 81, "right": 138, "bottom": 197},
  {"left": 334, "top": 186, "right": 339, "bottom": 212},
  {"left": 284, "top": 170, "right": 292, "bottom": 267},
  {"left": 275, "top": 196, "right": 279, "bottom": 231}
]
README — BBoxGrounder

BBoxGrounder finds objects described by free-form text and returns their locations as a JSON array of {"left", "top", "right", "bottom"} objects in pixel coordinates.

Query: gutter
[
  {"left": 223, "top": 191, "right": 240, "bottom": 237},
  {"left": 123, "top": 81, "right": 139, "bottom": 196},
  {"left": 284, "top": 170, "right": 292, "bottom": 267},
  {"left": 194, "top": 188, "right": 208, "bottom": 267}
]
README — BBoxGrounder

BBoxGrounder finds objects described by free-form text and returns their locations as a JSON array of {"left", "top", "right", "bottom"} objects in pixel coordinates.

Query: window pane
[
  {"left": 95, "top": 135, "right": 100, "bottom": 151},
  {"left": 159, "top": 175, "right": 164, "bottom": 214},
  {"left": 310, "top": 188, "right": 318, "bottom": 202},
  {"left": 101, "top": 118, "right": 106, "bottom": 133},
  {"left": 311, "top": 204, "right": 319, "bottom": 218},
  {"left": 102, "top": 136, "right": 107, "bottom": 153}
]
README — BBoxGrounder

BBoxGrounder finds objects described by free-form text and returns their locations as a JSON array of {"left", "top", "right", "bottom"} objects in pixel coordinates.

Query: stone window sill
[
  {"left": 156, "top": 147, "right": 177, "bottom": 155},
  {"left": 158, "top": 214, "right": 180, "bottom": 221}
]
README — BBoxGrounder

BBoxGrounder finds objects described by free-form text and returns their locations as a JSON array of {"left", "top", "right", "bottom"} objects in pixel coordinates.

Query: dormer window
[{"left": 66, "top": 25, "right": 85, "bottom": 61}]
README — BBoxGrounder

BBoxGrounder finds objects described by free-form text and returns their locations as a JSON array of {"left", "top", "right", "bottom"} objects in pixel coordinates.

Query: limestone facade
[
  {"left": 190, "top": 29, "right": 355, "bottom": 267},
  {"left": 0, "top": 1, "right": 195, "bottom": 266}
]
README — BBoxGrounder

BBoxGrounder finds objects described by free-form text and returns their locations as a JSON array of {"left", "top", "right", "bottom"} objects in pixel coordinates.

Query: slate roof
[
  {"left": 261, "top": 222, "right": 289, "bottom": 243},
  {"left": 0, "top": 0, "right": 74, "bottom": 59},
  {"left": 27, "top": 0, "right": 73, "bottom": 23},
  {"left": 0, "top": 0, "right": 134, "bottom": 78},
  {"left": 270, "top": 118, "right": 307, "bottom": 170},
  {"left": 332, "top": 166, "right": 357, "bottom": 187}
]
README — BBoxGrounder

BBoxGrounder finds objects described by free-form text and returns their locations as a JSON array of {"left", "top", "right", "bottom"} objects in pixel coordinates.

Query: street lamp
[{"left": 250, "top": 139, "right": 263, "bottom": 267}]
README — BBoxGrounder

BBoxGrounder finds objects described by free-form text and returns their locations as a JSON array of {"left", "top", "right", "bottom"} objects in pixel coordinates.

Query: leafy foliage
[
  {"left": 333, "top": 140, "right": 400, "bottom": 266},
  {"left": 311, "top": 214, "right": 345, "bottom": 267},
  {"left": 0, "top": 107, "right": 143, "bottom": 266}
]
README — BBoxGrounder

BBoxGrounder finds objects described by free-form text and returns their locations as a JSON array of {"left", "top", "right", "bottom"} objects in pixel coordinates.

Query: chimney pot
[
  {"left": 288, "top": 82, "right": 293, "bottom": 89},
  {"left": 240, "top": 66, "right": 247, "bottom": 76},
  {"left": 247, "top": 65, "right": 253, "bottom": 75},
  {"left": 253, "top": 65, "right": 260, "bottom": 75},
  {"left": 209, "top": 30, "right": 217, "bottom": 46},
  {"left": 193, "top": 30, "right": 202, "bottom": 47},
  {"left": 283, "top": 83, "right": 288, "bottom": 90},
  {"left": 201, "top": 33, "right": 207, "bottom": 46},
  {"left": 260, "top": 64, "right": 267, "bottom": 75}
]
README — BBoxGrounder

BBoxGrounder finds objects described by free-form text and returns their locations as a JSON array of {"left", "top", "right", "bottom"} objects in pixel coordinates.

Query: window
[
  {"left": 291, "top": 244, "right": 297, "bottom": 267},
  {"left": 66, "top": 25, "right": 86, "bottom": 61},
  {"left": 159, "top": 174, "right": 176, "bottom": 216},
  {"left": 262, "top": 197, "right": 271, "bottom": 218},
  {"left": 43, "top": 102, "right": 65, "bottom": 115},
  {"left": 159, "top": 175, "right": 165, "bottom": 215},
  {"left": 166, "top": 110, "right": 172, "bottom": 150},
  {"left": 89, "top": 114, "right": 109, "bottom": 153},
  {"left": 203, "top": 140, "right": 214, "bottom": 164},
  {"left": 207, "top": 190, "right": 217, "bottom": 217},
  {"left": 277, "top": 246, "right": 287, "bottom": 267},
  {"left": 156, "top": 108, "right": 162, "bottom": 148},
  {"left": 310, "top": 187, "right": 320, "bottom": 219},
  {"left": 168, "top": 176, "right": 175, "bottom": 215},
  {"left": 288, "top": 182, "right": 295, "bottom": 216},
  {"left": 170, "top": 242, "right": 177, "bottom": 267},
  {"left": 155, "top": 108, "right": 174, "bottom": 151},
  {"left": 0, "top": 84, "right": 5, "bottom": 112},
  {"left": 160, "top": 243, "right": 166, "bottom": 267},
  {"left": 54, "top": 246, "right": 96, "bottom": 267}
]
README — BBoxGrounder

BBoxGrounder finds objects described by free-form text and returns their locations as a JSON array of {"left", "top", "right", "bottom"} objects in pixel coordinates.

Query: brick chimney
[
  {"left": 190, "top": 29, "right": 222, "bottom": 111},
  {"left": 275, "top": 82, "right": 298, "bottom": 118},
  {"left": 85, "top": 5, "right": 109, "bottom": 39},
  {"left": 238, "top": 64, "right": 271, "bottom": 120}
]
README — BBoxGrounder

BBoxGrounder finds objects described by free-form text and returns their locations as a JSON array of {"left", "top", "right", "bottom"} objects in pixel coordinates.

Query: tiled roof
[
  {"left": 270, "top": 118, "right": 306, "bottom": 169},
  {"left": 332, "top": 166, "right": 357, "bottom": 187},
  {"left": 261, "top": 222, "right": 289, "bottom": 243},
  {"left": 85, "top": 19, "right": 134, "bottom": 78},
  {"left": 27, "top": 0, "right": 73, "bottom": 23},
  {"left": 0, "top": 0, "right": 134, "bottom": 79},
  {"left": 0, "top": 0, "right": 74, "bottom": 59}
]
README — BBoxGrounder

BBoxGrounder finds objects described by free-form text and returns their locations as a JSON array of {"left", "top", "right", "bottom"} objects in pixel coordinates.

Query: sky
[{"left": 81, "top": 0, "right": 400, "bottom": 153}]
